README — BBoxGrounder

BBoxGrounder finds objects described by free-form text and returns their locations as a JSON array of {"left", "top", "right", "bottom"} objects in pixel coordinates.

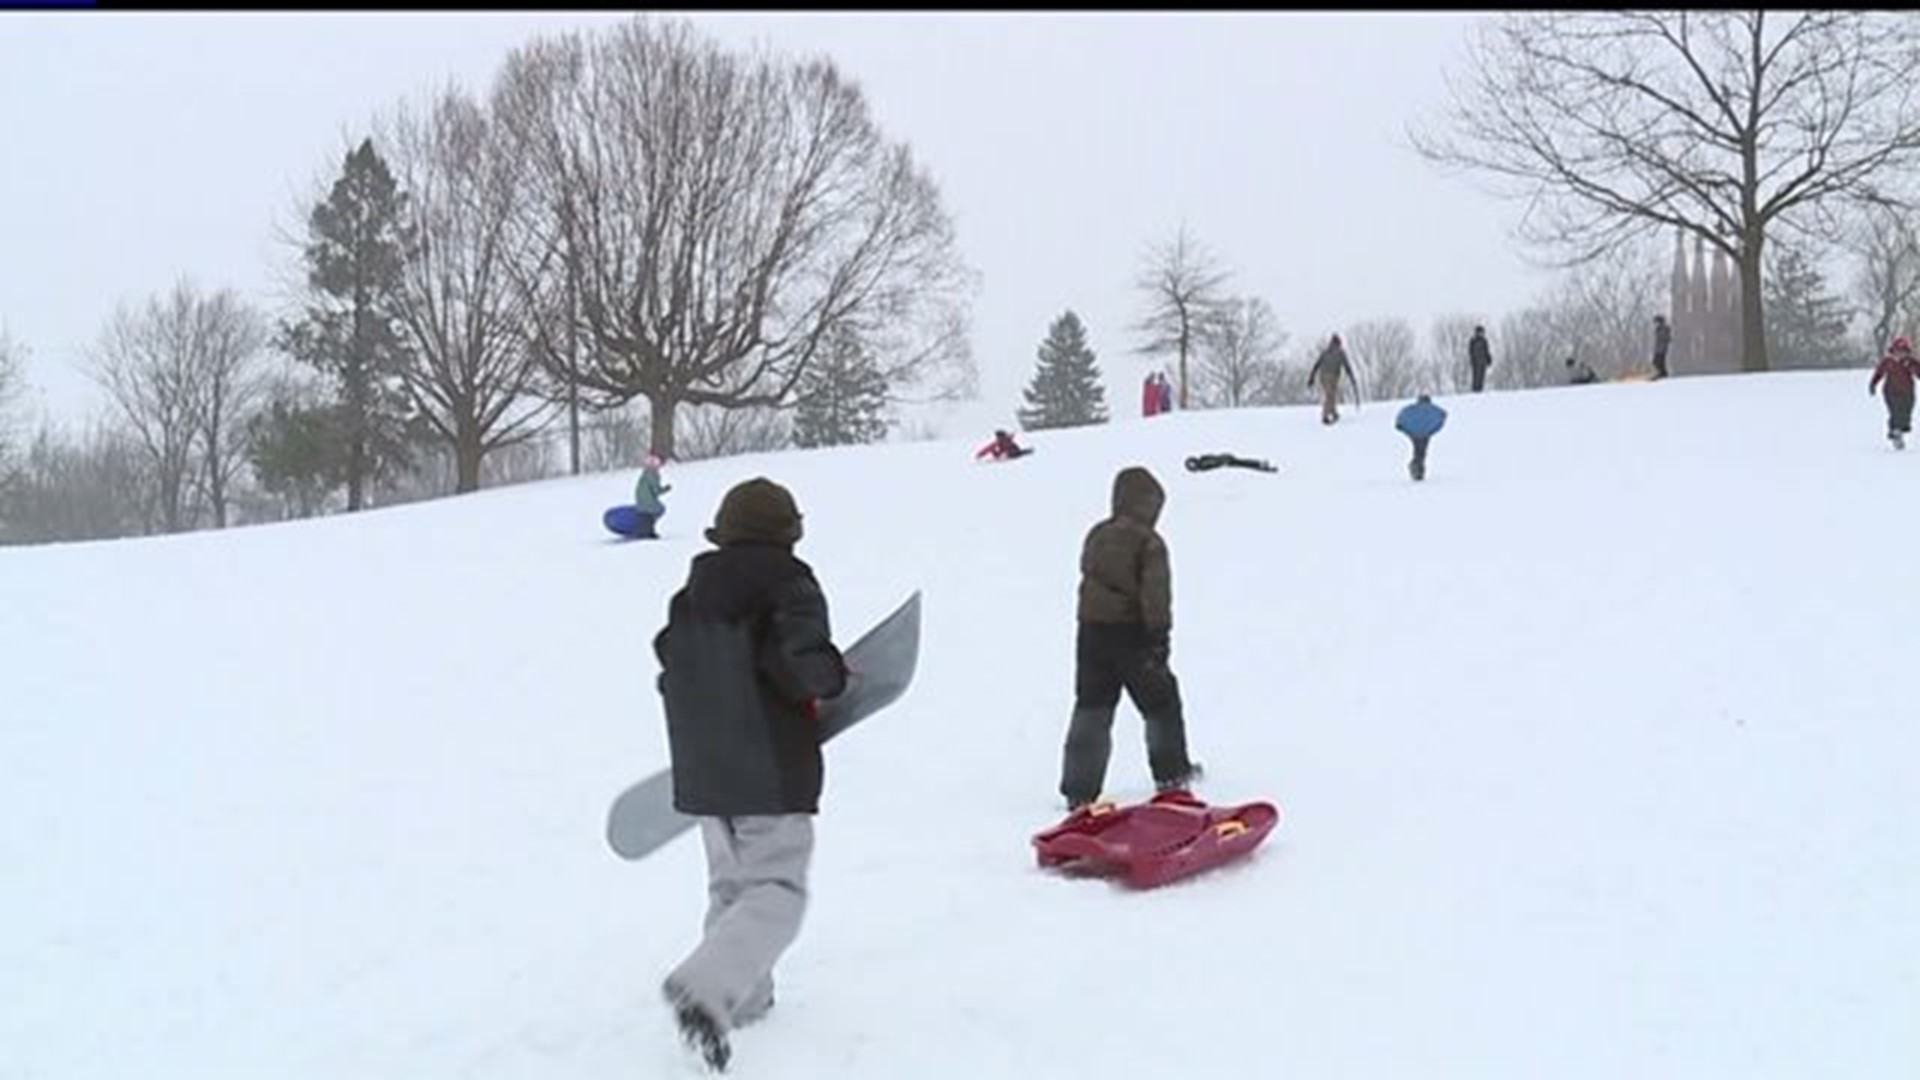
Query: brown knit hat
[{"left": 706, "top": 477, "right": 804, "bottom": 547}]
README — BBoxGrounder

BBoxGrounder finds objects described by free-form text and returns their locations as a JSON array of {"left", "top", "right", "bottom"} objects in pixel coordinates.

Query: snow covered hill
[{"left": 4, "top": 370, "right": 1916, "bottom": 1079}]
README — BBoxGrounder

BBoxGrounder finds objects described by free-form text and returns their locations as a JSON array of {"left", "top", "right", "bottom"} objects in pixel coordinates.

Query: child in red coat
[{"left": 1869, "top": 336, "right": 1919, "bottom": 449}]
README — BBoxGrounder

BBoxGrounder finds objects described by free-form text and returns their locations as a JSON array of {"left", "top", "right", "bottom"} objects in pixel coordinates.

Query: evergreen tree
[
  {"left": 792, "top": 329, "right": 891, "bottom": 449},
  {"left": 245, "top": 397, "right": 351, "bottom": 519},
  {"left": 1765, "top": 245, "right": 1856, "bottom": 370},
  {"left": 279, "top": 138, "right": 419, "bottom": 511},
  {"left": 1018, "top": 311, "right": 1108, "bottom": 430}
]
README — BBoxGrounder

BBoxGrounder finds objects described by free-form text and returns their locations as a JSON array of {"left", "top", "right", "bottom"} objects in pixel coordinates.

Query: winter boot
[
  {"left": 1155, "top": 761, "right": 1205, "bottom": 794},
  {"left": 675, "top": 1002, "right": 730, "bottom": 1072}
]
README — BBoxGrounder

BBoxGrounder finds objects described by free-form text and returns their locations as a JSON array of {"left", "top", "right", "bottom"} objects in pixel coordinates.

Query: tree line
[
  {"left": 7, "top": 11, "right": 1920, "bottom": 536},
  {"left": 1, "top": 16, "right": 974, "bottom": 543}
]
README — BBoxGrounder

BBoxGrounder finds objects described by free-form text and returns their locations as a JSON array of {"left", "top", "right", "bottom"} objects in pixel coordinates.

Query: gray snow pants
[{"left": 664, "top": 814, "right": 813, "bottom": 1031}]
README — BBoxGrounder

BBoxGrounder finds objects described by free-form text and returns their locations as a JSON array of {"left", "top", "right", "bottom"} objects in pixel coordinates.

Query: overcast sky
[{"left": 0, "top": 11, "right": 1550, "bottom": 429}]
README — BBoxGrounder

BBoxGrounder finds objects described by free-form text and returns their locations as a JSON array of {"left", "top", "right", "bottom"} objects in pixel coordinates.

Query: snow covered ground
[{"left": 4, "top": 370, "right": 1917, "bottom": 1078}]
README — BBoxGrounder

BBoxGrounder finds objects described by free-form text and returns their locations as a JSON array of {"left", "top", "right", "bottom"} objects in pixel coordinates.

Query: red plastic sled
[{"left": 1032, "top": 790, "right": 1281, "bottom": 889}]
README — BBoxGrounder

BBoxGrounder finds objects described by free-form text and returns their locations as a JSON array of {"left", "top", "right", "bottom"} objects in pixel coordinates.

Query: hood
[{"left": 1110, "top": 466, "right": 1165, "bottom": 527}]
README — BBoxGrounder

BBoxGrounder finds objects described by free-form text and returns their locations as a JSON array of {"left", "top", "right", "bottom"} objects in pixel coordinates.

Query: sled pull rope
[{"left": 1213, "top": 820, "right": 1248, "bottom": 838}]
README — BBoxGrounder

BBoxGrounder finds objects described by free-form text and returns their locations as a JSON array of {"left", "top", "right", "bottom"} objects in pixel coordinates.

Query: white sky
[{"left": 0, "top": 11, "right": 1548, "bottom": 426}]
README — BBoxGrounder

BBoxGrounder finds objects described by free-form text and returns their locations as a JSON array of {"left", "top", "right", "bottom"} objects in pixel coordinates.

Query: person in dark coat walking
[
  {"left": 1394, "top": 394, "right": 1448, "bottom": 481},
  {"left": 1652, "top": 315, "right": 1672, "bottom": 380},
  {"left": 1308, "top": 334, "right": 1356, "bottom": 424},
  {"left": 1869, "top": 335, "right": 1919, "bottom": 449},
  {"left": 1058, "top": 466, "right": 1202, "bottom": 810},
  {"left": 1467, "top": 325, "right": 1492, "bottom": 393},
  {"left": 654, "top": 477, "right": 849, "bottom": 1071}
]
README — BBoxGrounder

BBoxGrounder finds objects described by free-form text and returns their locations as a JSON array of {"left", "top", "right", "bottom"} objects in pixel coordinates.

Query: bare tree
[
  {"left": 491, "top": 17, "right": 976, "bottom": 459},
  {"left": 1556, "top": 241, "right": 1666, "bottom": 376},
  {"left": 677, "top": 403, "right": 790, "bottom": 461},
  {"left": 0, "top": 325, "right": 24, "bottom": 476},
  {"left": 0, "top": 420, "right": 152, "bottom": 544},
  {"left": 1846, "top": 202, "right": 1920, "bottom": 352},
  {"left": 1428, "top": 314, "right": 1484, "bottom": 394},
  {"left": 581, "top": 403, "right": 649, "bottom": 474},
  {"left": 188, "top": 289, "right": 268, "bottom": 528},
  {"left": 1194, "top": 296, "right": 1286, "bottom": 409},
  {"left": 1412, "top": 11, "right": 1920, "bottom": 373},
  {"left": 1132, "top": 224, "right": 1231, "bottom": 409},
  {"left": 90, "top": 283, "right": 209, "bottom": 532},
  {"left": 1491, "top": 306, "right": 1566, "bottom": 390},
  {"left": 384, "top": 83, "right": 553, "bottom": 494},
  {"left": 1258, "top": 342, "right": 1325, "bottom": 408},
  {"left": 1344, "top": 317, "right": 1423, "bottom": 401}
]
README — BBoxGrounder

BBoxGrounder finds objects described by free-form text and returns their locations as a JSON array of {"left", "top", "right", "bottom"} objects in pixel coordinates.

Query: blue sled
[{"left": 603, "top": 504, "right": 659, "bottom": 540}]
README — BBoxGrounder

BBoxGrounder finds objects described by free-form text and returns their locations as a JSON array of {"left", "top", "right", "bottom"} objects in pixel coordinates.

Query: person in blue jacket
[{"left": 1394, "top": 394, "right": 1448, "bottom": 481}]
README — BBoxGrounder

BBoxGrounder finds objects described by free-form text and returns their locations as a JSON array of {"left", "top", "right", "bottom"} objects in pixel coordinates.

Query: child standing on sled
[{"left": 1057, "top": 466, "right": 1203, "bottom": 811}]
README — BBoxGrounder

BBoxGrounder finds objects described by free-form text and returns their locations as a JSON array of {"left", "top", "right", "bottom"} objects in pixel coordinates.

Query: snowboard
[{"left": 605, "top": 590, "right": 923, "bottom": 862}]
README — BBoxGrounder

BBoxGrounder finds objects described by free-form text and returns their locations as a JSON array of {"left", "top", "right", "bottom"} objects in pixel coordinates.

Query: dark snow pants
[
  {"left": 1059, "top": 623, "right": 1195, "bottom": 807},
  {"left": 1407, "top": 434, "right": 1432, "bottom": 480},
  {"left": 1886, "top": 386, "right": 1914, "bottom": 435}
]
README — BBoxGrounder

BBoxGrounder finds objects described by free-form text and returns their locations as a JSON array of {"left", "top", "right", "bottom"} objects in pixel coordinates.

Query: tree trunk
[
  {"left": 1739, "top": 235, "right": 1769, "bottom": 373},
  {"left": 206, "top": 441, "right": 228, "bottom": 529},
  {"left": 567, "top": 370, "right": 581, "bottom": 477},
  {"left": 347, "top": 437, "right": 365, "bottom": 510},
  {"left": 649, "top": 392, "right": 676, "bottom": 459},
  {"left": 454, "top": 429, "right": 483, "bottom": 494}
]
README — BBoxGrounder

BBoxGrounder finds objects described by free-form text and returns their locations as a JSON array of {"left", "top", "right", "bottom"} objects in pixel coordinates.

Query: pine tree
[
  {"left": 792, "top": 329, "right": 891, "bottom": 449},
  {"left": 1018, "top": 311, "right": 1108, "bottom": 430},
  {"left": 279, "top": 138, "right": 419, "bottom": 511},
  {"left": 245, "top": 397, "right": 352, "bottom": 520},
  {"left": 1765, "top": 245, "right": 1856, "bottom": 370}
]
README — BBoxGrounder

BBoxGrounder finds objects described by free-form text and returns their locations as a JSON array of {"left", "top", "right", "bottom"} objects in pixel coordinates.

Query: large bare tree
[
  {"left": 1194, "top": 296, "right": 1285, "bottom": 409},
  {"left": 385, "top": 84, "right": 551, "bottom": 493},
  {"left": 491, "top": 17, "right": 975, "bottom": 459},
  {"left": 1132, "top": 224, "right": 1231, "bottom": 409},
  {"left": 1412, "top": 11, "right": 1920, "bottom": 373}
]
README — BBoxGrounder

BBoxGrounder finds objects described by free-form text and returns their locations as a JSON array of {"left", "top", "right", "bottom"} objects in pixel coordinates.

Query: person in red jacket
[
  {"left": 1869, "top": 335, "right": 1919, "bottom": 449},
  {"left": 974, "top": 429, "right": 1033, "bottom": 461}
]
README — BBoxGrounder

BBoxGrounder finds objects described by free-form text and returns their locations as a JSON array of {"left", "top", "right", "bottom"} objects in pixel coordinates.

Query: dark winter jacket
[
  {"left": 1468, "top": 333, "right": 1492, "bottom": 371},
  {"left": 654, "top": 544, "right": 848, "bottom": 816},
  {"left": 1870, "top": 352, "right": 1919, "bottom": 398},
  {"left": 1654, "top": 319, "right": 1672, "bottom": 354},
  {"left": 1309, "top": 343, "right": 1354, "bottom": 386},
  {"left": 1077, "top": 467, "right": 1171, "bottom": 631}
]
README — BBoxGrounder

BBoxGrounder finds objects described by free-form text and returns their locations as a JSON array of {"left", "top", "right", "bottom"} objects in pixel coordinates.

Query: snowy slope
[{"left": 4, "top": 371, "right": 1917, "bottom": 1079}]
